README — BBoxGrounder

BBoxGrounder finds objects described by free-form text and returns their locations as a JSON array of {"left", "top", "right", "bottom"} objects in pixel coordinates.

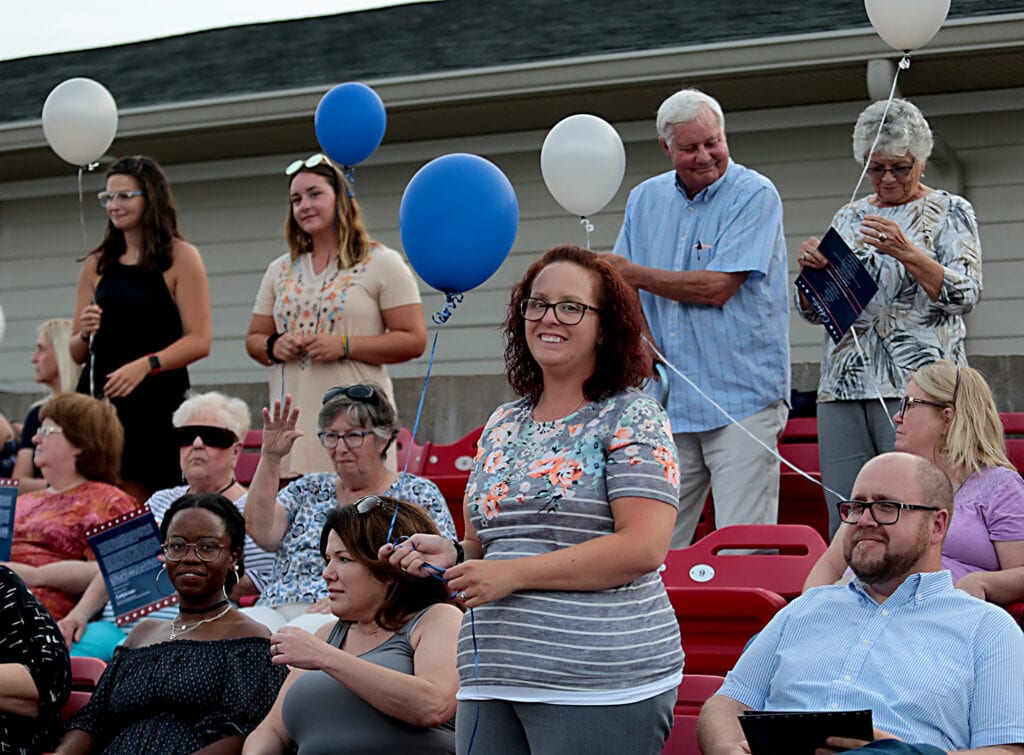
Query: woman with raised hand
[
  {"left": 244, "top": 498, "right": 461, "bottom": 754},
  {"left": 57, "top": 494, "right": 287, "bottom": 755},
  {"left": 71, "top": 155, "right": 211, "bottom": 503},
  {"left": 803, "top": 361, "right": 1024, "bottom": 600},
  {"left": 243, "top": 383, "right": 454, "bottom": 633},
  {"left": 245, "top": 153, "right": 426, "bottom": 477},
  {"left": 796, "top": 99, "right": 983, "bottom": 536},
  {"left": 11, "top": 318, "right": 82, "bottom": 492},
  {"left": 387, "top": 245, "right": 683, "bottom": 755}
]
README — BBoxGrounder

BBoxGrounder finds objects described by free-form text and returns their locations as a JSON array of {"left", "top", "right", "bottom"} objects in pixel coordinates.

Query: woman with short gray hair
[
  {"left": 243, "top": 383, "right": 455, "bottom": 632},
  {"left": 795, "top": 98, "right": 983, "bottom": 537}
]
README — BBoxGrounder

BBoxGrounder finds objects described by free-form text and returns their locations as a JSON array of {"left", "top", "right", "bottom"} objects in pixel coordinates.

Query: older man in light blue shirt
[
  {"left": 698, "top": 453, "right": 1024, "bottom": 755},
  {"left": 607, "top": 88, "right": 790, "bottom": 548}
]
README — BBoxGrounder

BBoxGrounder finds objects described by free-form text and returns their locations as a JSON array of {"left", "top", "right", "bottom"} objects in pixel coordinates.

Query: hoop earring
[{"left": 155, "top": 565, "right": 174, "bottom": 597}]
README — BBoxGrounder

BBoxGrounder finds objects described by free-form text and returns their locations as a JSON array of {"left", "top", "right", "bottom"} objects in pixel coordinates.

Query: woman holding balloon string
[
  {"left": 71, "top": 155, "right": 212, "bottom": 503},
  {"left": 387, "top": 245, "right": 682, "bottom": 754},
  {"left": 245, "top": 154, "right": 426, "bottom": 477}
]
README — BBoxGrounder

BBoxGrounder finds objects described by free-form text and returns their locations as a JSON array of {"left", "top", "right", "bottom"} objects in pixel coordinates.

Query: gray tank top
[{"left": 281, "top": 607, "right": 455, "bottom": 754}]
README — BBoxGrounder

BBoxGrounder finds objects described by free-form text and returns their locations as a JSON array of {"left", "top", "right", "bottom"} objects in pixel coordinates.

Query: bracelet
[
  {"left": 80, "top": 330, "right": 90, "bottom": 343},
  {"left": 450, "top": 539, "right": 465, "bottom": 565},
  {"left": 340, "top": 334, "right": 350, "bottom": 360},
  {"left": 266, "top": 333, "right": 283, "bottom": 364}
]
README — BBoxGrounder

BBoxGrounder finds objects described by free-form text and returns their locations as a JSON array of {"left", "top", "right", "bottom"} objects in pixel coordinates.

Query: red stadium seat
[
  {"left": 421, "top": 426, "right": 483, "bottom": 539},
  {"left": 662, "top": 713, "right": 702, "bottom": 755},
  {"left": 234, "top": 429, "right": 263, "bottom": 486},
  {"left": 666, "top": 585, "right": 786, "bottom": 676},
  {"left": 663, "top": 524, "right": 827, "bottom": 600},
  {"left": 675, "top": 674, "right": 725, "bottom": 715},
  {"left": 1001, "top": 413, "right": 1024, "bottom": 473},
  {"left": 61, "top": 656, "right": 107, "bottom": 722},
  {"left": 395, "top": 427, "right": 430, "bottom": 476}
]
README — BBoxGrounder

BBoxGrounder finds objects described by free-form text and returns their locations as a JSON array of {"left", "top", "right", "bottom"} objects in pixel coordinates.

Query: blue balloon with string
[
  {"left": 314, "top": 82, "right": 387, "bottom": 167},
  {"left": 400, "top": 153, "right": 519, "bottom": 295}
]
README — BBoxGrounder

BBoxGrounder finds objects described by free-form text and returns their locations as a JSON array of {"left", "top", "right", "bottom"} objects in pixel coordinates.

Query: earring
[
  {"left": 154, "top": 564, "right": 174, "bottom": 597},
  {"left": 233, "top": 564, "right": 240, "bottom": 581}
]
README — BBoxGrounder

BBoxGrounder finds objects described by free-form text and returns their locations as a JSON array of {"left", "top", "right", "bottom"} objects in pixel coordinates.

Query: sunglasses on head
[
  {"left": 174, "top": 425, "right": 238, "bottom": 449},
  {"left": 322, "top": 384, "right": 380, "bottom": 406},
  {"left": 285, "top": 153, "right": 332, "bottom": 176}
]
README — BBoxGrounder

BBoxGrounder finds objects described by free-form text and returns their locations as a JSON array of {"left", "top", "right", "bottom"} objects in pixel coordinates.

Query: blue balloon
[
  {"left": 400, "top": 154, "right": 519, "bottom": 294},
  {"left": 314, "top": 83, "right": 387, "bottom": 166}
]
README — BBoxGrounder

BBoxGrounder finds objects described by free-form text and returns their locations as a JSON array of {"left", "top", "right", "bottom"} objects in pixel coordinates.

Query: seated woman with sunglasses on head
[
  {"left": 244, "top": 153, "right": 427, "bottom": 479},
  {"left": 804, "top": 361, "right": 1024, "bottom": 602},
  {"left": 59, "top": 392, "right": 277, "bottom": 660},
  {"left": 243, "top": 383, "right": 455, "bottom": 633},
  {"left": 57, "top": 494, "right": 287, "bottom": 755},
  {"left": 244, "top": 497, "right": 461, "bottom": 754}
]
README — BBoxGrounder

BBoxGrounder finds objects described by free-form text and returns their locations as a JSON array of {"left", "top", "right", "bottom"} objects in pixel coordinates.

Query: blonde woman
[
  {"left": 12, "top": 319, "right": 82, "bottom": 492},
  {"left": 245, "top": 154, "right": 426, "bottom": 477}
]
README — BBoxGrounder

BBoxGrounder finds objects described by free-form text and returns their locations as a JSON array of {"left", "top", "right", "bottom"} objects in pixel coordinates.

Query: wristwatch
[{"left": 147, "top": 354, "right": 162, "bottom": 375}]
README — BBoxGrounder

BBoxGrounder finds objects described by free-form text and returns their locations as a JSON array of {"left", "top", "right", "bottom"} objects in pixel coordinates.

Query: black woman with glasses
[
  {"left": 386, "top": 245, "right": 683, "bottom": 755},
  {"left": 242, "top": 383, "right": 455, "bottom": 633},
  {"left": 245, "top": 152, "right": 426, "bottom": 478},
  {"left": 59, "top": 392, "right": 277, "bottom": 661},
  {"left": 58, "top": 494, "right": 287, "bottom": 755},
  {"left": 804, "top": 360, "right": 1024, "bottom": 603},
  {"left": 71, "top": 155, "right": 212, "bottom": 504},
  {"left": 795, "top": 99, "right": 983, "bottom": 537},
  {"left": 244, "top": 497, "right": 461, "bottom": 754}
]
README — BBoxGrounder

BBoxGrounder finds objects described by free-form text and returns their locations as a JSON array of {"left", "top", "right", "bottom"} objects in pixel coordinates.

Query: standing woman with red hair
[{"left": 71, "top": 156, "right": 211, "bottom": 503}]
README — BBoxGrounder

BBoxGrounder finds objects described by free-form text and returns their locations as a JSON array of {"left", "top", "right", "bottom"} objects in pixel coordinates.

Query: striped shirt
[
  {"left": 613, "top": 161, "right": 790, "bottom": 432},
  {"left": 458, "top": 390, "right": 682, "bottom": 703},
  {"left": 719, "top": 571, "right": 1024, "bottom": 749}
]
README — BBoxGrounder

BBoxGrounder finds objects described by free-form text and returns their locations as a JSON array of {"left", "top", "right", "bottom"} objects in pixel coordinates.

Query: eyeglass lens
[
  {"left": 163, "top": 539, "right": 223, "bottom": 561},
  {"left": 174, "top": 425, "right": 238, "bottom": 448}
]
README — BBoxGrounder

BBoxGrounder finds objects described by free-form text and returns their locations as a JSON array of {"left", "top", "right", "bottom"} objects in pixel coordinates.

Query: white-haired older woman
[
  {"left": 58, "top": 391, "right": 276, "bottom": 660},
  {"left": 796, "top": 98, "right": 983, "bottom": 536},
  {"left": 12, "top": 319, "right": 83, "bottom": 492}
]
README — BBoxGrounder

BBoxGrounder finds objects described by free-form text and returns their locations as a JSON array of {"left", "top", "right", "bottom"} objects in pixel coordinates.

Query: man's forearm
[{"left": 697, "top": 694, "right": 752, "bottom": 755}]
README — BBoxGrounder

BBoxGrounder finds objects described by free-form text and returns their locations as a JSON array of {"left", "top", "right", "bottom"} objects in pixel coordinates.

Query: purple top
[{"left": 943, "top": 466, "right": 1024, "bottom": 583}]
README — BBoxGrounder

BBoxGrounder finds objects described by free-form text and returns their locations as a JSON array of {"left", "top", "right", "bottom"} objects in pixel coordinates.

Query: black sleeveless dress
[{"left": 77, "top": 261, "right": 189, "bottom": 492}]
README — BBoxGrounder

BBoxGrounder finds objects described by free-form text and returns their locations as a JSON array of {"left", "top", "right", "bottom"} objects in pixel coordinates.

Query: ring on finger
[
  {"left": 879, "top": 232, "right": 887, "bottom": 241},
  {"left": 458, "top": 591, "right": 468, "bottom": 601}
]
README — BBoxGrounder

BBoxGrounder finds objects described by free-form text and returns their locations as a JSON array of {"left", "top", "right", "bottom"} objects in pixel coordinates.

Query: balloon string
[
  {"left": 77, "top": 166, "right": 89, "bottom": 250},
  {"left": 398, "top": 329, "right": 440, "bottom": 498},
  {"left": 580, "top": 216, "right": 594, "bottom": 250},
  {"left": 848, "top": 53, "right": 910, "bottom": 205},
  {"left": 432, "top": 293, "right": 464, "bottom": 325},
  {"left": 342, "top": 166, "right": 356, "bottom": 198}
]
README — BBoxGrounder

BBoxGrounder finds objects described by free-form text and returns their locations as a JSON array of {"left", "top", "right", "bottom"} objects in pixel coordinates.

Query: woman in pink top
[{"left": 804, "top": 361, "right": 1024, "bottom": 603}]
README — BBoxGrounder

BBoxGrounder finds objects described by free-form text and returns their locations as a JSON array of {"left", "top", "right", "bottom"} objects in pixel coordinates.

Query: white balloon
[
  {"left": 864, "top": 0, "right": 950, "bottom": 52},
  {"left": 41, "top": 78, "right": 118, "bottom": 166},
  {"left": 541, "top": 114, "right": 626, "bottom": 217}
]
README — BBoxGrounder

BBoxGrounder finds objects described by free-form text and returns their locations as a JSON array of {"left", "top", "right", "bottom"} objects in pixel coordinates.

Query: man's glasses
[
  {"left": 322, "top": 384, "right": 380, "bottom": 406},
  {"left": 318, "top": 429, "right": 375, "bottom": 450},
  {"left": 97, "top": 190, "right": 144, "bottom": 207},
  {"left": 896, "top": 395, "right": 949, "bottom": 418},
  {"left": 520, "top": 297, "right": 601, "bottom": 326},
  {"left": 174, "top": 425, "right": 239, "bottom": 449},
  {"left": 837, "top": 499, "right": 940, "bottom": 525},
  {"left": 866, "top": 163, "right": 915, "bottom": 180},
  {"left": 286, "top": 153, "right": 331, "bottom": 176},
  {"left": 162, "top": 538, "right": 224, "bottom": 562}
]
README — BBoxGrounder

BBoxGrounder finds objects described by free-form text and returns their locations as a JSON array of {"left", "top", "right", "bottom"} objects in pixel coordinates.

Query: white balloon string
[
  {"left": 580, "top": 216, "right": 594, "bottom": 250},
  {"left": 850, "top": 327, "right": 897, "bottom": 432},
  {"left": 848, "top": 53, "right": 911, "bottom": 205},
  {"left": 279, "top": 364, "right": 286, "bottom": 406},
  {"left": 642, "top": 335, "right": 843, "bottom": 500},
  {"left": 77, "top": 166, "right": 89, "bottom": 250}
]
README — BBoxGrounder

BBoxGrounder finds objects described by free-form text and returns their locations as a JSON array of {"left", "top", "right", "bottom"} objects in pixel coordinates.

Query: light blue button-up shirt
[
  {"left": 719, "top": 571, "right": 1024, "bottom": 750},
  {"left": 613, "top": 160, "right": 790, "bottom": 432}
]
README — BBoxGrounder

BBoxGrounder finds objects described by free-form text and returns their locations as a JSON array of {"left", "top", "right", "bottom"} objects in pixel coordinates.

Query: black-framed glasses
[
  {"left": 174, "top": 425, "right": 239, "bottom": 449},
  {"left": 285, "top": 153, "right": 332, "bottom": 176},
  {"left": 162, "top": 538, "right": 225, "bottom": 562},
  {"left": 97, "top": 190, "right": 143, "bottom": 207},
  {"left": 896, "top": 395, "right": 949, "bottom": 418},
  {"left": 837, "top": 499, "right": 941, "bottom": 525},
  {"left": 322, "top": 384, "right": 381, "bottom": 406},
  {"left": 317, "top": 429, "right": 376, "bottom": 450},
  {"left": 520, "top": 297, "right": 601, "bottom": 326},
  {"left": 866, "top": 162, "right": 915, "bottom": 180}
]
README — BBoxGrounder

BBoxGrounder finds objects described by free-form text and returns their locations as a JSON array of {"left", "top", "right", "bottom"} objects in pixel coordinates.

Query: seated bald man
[{"left": 698, "top": 452, "right": 1024, "bottom": 755}]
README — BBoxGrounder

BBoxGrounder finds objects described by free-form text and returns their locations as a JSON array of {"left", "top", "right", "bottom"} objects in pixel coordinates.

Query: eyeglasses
[
  {"left": 896, "top": 395, "right": 949, "bottom": 418},
  {"left": 174, "top": 425, "right": 239, "bottom": 449},
  {"left": 318, "top": 429, "right": 376, "bottom": 450},
  {"left": 353, "top": 494, "right": 403, "bottom": 548},
  {"left": 837, "top": 499, "right": 941, "bottom": 525},
  {"left": 285, "top": 153, "right": 331, "bottom": 176},
  {"left": 162, "top": 538, "right": 224, "bottom": 562},
  {"left": 322, "top": 384, "right": 380, "bottom": 406},
  {"left": 97, "top": 190, "right": 144, "bottom": 207},
  {"left": 866, "top": 163, "right": 915, "bottom": 180},
  {"left": 520, "top": 297, "right": 601, "bottom": 326},
  {"left": 37, "top": 424, "right": 64, "bottom": 437}
]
